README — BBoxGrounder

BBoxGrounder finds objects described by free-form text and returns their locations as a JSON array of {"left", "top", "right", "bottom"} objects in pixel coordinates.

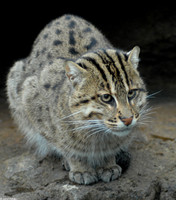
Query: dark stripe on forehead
[
  {"left": 94, "top": 51, "right": 108, "bottom": 65},
  {"left": 82, "top": 56, "right": 107, "bottom": 82},
  {"left": 76, "top": 62, "right": 88, "bottom": 70},
  {"left": 124, "top": 53, "right": 128, "bottom": 61},
  {"left": 116, "top": 52, "right": 130, "bottom": 87},
  {"left": 95, "top": 51, "right": 115, "bottom": 79},
  {"left": 102, "top": 50, "right": 126, "bottom": 89},
  {"left": 103, "top": 50, "right": 121, "bottom": 78}
]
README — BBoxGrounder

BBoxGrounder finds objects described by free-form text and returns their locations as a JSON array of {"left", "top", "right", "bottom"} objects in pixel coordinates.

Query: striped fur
[{"left": 7, "top": 15, "right": 147, "bottom": 184}]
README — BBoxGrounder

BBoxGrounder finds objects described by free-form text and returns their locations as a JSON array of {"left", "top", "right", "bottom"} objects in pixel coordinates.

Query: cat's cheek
[
  {"left": 81, "top": 106, "right": 104, "bottom": 119},
  {"left": 131, "top": 118, "right": 137, "bottom": 126}
]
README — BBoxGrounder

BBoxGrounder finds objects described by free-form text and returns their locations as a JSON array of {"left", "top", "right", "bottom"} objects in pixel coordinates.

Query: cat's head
[{"left": 65, "top": 46, "right": 147, "bottom": 137}]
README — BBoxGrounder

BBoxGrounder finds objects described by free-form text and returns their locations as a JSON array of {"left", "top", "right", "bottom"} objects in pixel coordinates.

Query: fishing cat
[{"left": 7, "top": 14, "right": 147, "bottom": 184}]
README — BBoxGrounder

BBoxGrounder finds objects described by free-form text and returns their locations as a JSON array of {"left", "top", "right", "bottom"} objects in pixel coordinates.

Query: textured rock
[
  {"left": 2, "top": 138, "right": 176, "bottom": 200},
  {"left": 1, "top": 119, "right": 176, "bottom": 200}
]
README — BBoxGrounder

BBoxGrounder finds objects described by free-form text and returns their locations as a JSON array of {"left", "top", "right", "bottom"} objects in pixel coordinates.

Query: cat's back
[
  {"left": 29, "top": 14, "right": 112, "bottom": 68},
  {"left": 7, "top": 14, "right": 112, "bottom": 113}
]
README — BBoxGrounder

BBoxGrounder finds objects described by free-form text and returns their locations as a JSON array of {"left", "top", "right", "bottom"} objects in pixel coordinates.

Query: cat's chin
[{"left": 111, "top": 129, "right": 131, "bottom": 137}]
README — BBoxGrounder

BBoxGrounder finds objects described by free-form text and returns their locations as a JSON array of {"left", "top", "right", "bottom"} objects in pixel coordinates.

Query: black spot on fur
[
  {"left": 69, "top": 30, "right": 76, "bottom": 45},
  {"left": 83, "top": 27, "right": 92, "bottom": 33},
  {"left": 53, "top": 40, "right": 62, "bottom": 46},
  {"left": 47, "top": 53, "right": 52, "bottom": 59},
  {"left": 49, "top": 61, "right": 53, "bottom": 65},
  {"left": 55, "top": 29, "right": 61, "bottom": 35},
  {"left": 68, "top": 20, "right": 76, "bottom": 29},
  {"left": 37, "top": 119, "right": 42, "bottom": 123},
  {"left": 84, "top": 37, "right": 97, "bottom": 50},
  {"left": 39, "top": 62, "right": 44, "bottom": 68},
  {"left": 35, "top": 51, "right": 40, "bottom": 58},
  {"left": 69, "top": 47, "right": 79, "bottom": 55},
  {"left": 65, "top": 15, "right": 71, "bottom": 20},
  {"left": 41, "top": 47, "right": 47, "bottom": 54},
  {"left": 44, "top": 83, "right": 51, "bottom": 89},
  {"left": 43, "top": 34, "right": 48, "bottom": 39}
]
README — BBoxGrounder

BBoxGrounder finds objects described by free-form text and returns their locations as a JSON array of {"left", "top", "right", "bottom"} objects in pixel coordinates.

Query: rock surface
[{"left": 0, "top": 91, "right": 176, "bottom": 200}]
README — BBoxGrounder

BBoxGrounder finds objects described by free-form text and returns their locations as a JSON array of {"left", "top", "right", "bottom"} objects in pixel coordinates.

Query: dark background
[{"left": 1, "top": 3, "right": 176, "bottom": 95}]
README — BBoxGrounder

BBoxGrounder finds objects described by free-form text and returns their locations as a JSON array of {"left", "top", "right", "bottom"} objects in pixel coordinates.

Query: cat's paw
[
  {"left": 69, "top": 171, "right": 98, "bottom": 185},
  {"left": 97, "top": 165, "right": 122, "bottom": 182}
]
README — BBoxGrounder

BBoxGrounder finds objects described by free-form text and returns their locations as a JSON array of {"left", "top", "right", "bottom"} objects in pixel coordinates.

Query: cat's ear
[
  {"left": 64, "top": 61, "right": 87, "bottom": 86},
  {"left": 127, "top": 46, "right": 140, "bottom": 69}
]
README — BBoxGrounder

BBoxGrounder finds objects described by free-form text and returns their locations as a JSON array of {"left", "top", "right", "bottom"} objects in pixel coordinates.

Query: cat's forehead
[
  {"left": 76, "top": 49, "right": 142, "bottom": 94},
  {"left": 80, "top": 49, "right": 125, "bottom": 63}
]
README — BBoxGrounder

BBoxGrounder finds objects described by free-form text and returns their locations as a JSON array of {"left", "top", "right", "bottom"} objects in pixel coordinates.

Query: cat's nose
[{"left": 119, "top": 116, "right": 133, "bottom": 126}]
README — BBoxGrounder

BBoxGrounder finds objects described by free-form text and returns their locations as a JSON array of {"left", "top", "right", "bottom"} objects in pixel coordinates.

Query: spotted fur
[{"left": 7, "top": 14, "right": 147, "bottom": 185}]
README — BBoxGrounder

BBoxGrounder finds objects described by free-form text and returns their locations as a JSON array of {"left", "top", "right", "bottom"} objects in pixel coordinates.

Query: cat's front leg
[
  {"left": 97, "top": 156, "right": 122, "bottom": 183},
  {"left": 65, "top": 157, "right": 98, "bottom": 185}
]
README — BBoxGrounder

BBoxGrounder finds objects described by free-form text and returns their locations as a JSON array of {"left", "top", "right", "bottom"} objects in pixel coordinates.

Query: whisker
[
  {"left": 147, "top": 90, "right": 162, "bottom": 99},
  {"left": 140, "top": 115, "right": 153, "bottom": 119},
  {"left": 104, "top": 128, "right": 111, "bottom": 134},
  {"left": 137, "top": 103, "right": 155, "bottom": 127},
  {"left": 138, "top": 121, "right": 152, "bottom": 125},
  {"left": 140, "top": 105, "right": 153, "bottom": 114},
  {"left": 58, "top": 110, "right": 82, "bottom": 121},
  {"left": 71, "top": 123, "right": 101, "bottom": 132},
  {"left": 66, "top": 119, "right": 104, "bottom": 124},
  {"left": 85, "top": 126, "right": 108, "bottom": 139}
]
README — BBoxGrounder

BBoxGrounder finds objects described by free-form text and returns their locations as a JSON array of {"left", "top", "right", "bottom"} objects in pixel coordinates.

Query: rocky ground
[{"left": 0, "top": 87, "right": 175, "bottom": 200}]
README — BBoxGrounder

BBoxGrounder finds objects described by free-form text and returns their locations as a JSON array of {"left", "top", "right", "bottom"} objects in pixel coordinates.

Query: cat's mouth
[
  {"left": 104, "top": 120, "right": 136, "bottom": 137},
  {"left": 74, "top": 118, "right": 136, "bottom": 138}
]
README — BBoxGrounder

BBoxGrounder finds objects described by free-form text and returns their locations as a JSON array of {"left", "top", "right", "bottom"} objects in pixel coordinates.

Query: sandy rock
[{"left": 2, "top": 135, "right": 176, "bottom": 200}]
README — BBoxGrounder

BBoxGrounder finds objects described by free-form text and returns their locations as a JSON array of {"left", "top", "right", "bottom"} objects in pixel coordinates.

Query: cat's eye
[
  {"left": 100, "top": 94, "right": 114, "bottom": 104},
  {"left": 128, "top": 90, "right": 137, "bottom": 100}
]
